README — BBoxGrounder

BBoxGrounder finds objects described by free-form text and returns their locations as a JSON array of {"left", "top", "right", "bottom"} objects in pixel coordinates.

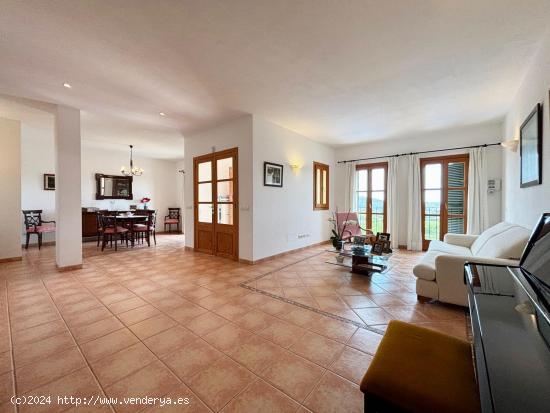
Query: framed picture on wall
[
  {"left": 520, "top": 103, "right": 543, "bottom": 188},
  {"left": 264, "top": 162, "right": 283, "bottom": 187},
  {"left": 43, "top": 174, "right": 55, "bottom": 190}
]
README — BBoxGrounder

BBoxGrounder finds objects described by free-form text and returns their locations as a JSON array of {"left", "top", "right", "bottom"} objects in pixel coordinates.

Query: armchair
[
  {"left": 164, "top": 207, "right": 181, "bottom": 233},
  {"left": 336, "top": 212, "right": 376, "bottom": 244},
  {"left": 22, "top": 210, "right": 56, "bottom": 249}
]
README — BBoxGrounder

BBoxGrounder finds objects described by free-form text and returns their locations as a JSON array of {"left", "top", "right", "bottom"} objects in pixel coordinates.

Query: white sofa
[{"left": 413, "top": 222, "right": 531, "bottom": 306}]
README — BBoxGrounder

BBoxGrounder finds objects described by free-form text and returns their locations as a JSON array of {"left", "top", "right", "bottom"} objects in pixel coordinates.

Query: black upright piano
[{"left": 465, "top": 213, "right": 550, "bottom": 413}]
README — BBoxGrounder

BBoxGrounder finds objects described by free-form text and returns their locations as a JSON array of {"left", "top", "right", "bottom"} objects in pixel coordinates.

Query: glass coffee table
[{"left": 326, "top": 244, "right": 391, "bottom": 275}]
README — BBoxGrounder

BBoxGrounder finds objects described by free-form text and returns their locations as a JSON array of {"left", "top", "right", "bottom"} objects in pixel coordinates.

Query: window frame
[
  {"left": 355, "top": 162, "right": 388, "bottom": 233},
  {"left": 313, "top": 161, "right": 330, "bottom": 210},
  {"left": 420, "top": 154, "right": 469, "bottom": 250}
]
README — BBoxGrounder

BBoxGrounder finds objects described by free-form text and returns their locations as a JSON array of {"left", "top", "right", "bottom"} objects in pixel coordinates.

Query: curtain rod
[{"left": 337, "top": 142, "right": 502, "bottom": 164}]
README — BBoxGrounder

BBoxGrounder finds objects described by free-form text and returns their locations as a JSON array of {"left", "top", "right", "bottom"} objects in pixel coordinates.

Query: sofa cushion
[
  {"left": 470, "top": 222, "right": 530, "bottom": 259},
  {"left": 427, "top": 240, "right": 473, "bottom": 257}
]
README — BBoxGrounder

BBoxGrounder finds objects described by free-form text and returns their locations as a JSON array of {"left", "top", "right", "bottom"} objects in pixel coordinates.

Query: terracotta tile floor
[{"left": 0, "top": 235, "right": 468, "bottom": 412}]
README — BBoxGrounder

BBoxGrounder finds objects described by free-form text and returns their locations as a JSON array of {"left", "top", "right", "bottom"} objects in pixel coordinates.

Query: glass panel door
[
  {"left": 370, "top": 167, "right": 386, "bottom": 234},
  {"left": 194, "top": 148, "right": 239, "bottom": 260},
  {"left": 421, "top": 156, "right": 468, "bottom": 250},
  {"left": 197, "top": 161, "right": 213, "bottom": 223},
  {"left": 216, "top": 156, "right": 234, "bottom": 226},
  {"left": 423, "top": 163, "right": 442, "bottom": 243},
  {"left": 355, "top": 163, "right": 387, "bottom": 234}
]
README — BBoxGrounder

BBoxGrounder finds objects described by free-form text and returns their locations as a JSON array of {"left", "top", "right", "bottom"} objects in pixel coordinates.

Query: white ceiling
[{"left": 0, "top": 0, "right": 549, "bottom": 151}]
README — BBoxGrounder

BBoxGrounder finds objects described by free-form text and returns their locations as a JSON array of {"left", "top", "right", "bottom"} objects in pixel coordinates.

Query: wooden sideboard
[{"left": 82, "top": 211, "right": 98, "bottom": 239}]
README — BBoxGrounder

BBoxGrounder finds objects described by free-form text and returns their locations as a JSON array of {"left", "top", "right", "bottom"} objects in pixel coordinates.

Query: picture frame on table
[
  {"left": 377, "top": 232, "right": 391, "bottom": 241},
  {"left": 372, "top": 241, "right": 384, "bottom": 255}
]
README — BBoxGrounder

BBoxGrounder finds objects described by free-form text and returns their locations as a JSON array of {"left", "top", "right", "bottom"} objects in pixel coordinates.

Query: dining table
[{"left": 115, "top": 214, "right": 148, "bottom": 247}]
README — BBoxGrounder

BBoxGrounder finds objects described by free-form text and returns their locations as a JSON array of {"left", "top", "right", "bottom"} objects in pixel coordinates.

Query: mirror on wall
[{"left": 95, "top": 174, "right": 133, "bottom": 200}]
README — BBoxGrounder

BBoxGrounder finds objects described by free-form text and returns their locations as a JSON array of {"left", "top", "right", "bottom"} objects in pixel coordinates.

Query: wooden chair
[
  {"left": 98, "top": 214, "right": 129, "bottom": 252},
  {"left": 132, "top": 210, "right": 156, "bottom": 246},
  {"left": 22, "top": 210, "right": 56, "bottom": 249},
  {"left": 164, "top": 208, "right": 181, "bottom": 233},
  {"left": 96, "top": 210, "right": 110, "bottom": 247}
]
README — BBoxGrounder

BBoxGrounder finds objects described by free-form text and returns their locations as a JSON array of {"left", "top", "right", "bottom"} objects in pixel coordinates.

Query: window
[
  {"left": 355, "top": 163, "right": 387, "bottom": 234},
  {"left": 421, "top": 155, "right": 469, "bottom": 250},
  {"left": 313, "top": 162, "right": 329, "bottom": 210}
]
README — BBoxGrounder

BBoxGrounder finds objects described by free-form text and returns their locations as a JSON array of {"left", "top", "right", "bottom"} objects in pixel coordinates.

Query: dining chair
[
  {"left": 22, "top": 210, "right": 56, "bottom": 249},
  {"left": 98, "top": 214, "right": 129, "bottom": 251},
  {"left": 132, "top": 210, "right": 156, "bottom": 247},
  {"left": 96, "top": 210, "right": 109, "bottom": 247},
  {"left": 164, "top": 208, "right": 181, "bottom": 233}
]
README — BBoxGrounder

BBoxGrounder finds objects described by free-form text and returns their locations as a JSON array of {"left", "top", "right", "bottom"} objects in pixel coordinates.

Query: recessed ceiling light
[
  {"left": 63, "top": 82, "right": 72, "bottom": 88},
  {"left": 159, "top": 112, "right": 166, "bottom": 116}
]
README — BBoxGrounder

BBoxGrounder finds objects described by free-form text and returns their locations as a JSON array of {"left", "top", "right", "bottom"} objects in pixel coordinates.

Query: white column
[
  {"left": 55, "top": 106, "right": 82, "bottom": 268},
  {"left": 0, "top": 118, "right": 21, "bottom": 261}
]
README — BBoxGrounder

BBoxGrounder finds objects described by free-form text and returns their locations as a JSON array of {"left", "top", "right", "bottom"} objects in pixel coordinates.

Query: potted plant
[
  {"left": 140, "top": 197, "right": 151, "bottom": 210},
  {"left": 328, "top": 210, "right": 351, "bottom": 251}
]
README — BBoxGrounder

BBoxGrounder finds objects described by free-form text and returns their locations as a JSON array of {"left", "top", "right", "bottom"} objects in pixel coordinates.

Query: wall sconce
[
  {"left": 501, "top": 138, "right": 519, "bottom": 152},
  {"left": 288, "top": 163, "right": 302, "bottom": 173}
]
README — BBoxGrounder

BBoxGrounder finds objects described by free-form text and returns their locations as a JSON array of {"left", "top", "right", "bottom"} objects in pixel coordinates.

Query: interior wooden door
[{"left": 193, "top": 148, "right": 239, "bottom": 260}]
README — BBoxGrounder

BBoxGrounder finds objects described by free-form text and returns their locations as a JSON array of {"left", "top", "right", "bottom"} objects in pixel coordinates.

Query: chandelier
[{"left": 120, "top": 145, "right": 143, "bottom": 176}]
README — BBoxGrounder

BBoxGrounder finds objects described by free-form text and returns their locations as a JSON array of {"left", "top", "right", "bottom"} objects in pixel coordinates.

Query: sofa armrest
[
  {"left": 433, "top": 254, "right": 519, "bottom": 306},
  {"left": 443, "top": 233, "right": 479, "bottom": 248},
  {"left": 435, "top": 254, "right": 519, "bottom": 279}
]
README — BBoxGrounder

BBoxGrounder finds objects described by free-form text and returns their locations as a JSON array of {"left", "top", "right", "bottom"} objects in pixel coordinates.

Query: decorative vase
[{"left": 334, "top": 239, "right": 344, "bottom": 250}]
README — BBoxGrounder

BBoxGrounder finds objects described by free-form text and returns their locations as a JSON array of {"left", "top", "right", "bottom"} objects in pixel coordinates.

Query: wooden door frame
[
  {"left": 355, "top": 162, "right": 388, "bottom": 232},
  {"left": 193, "top": 147, "right": 239, "bottom": 260},
  {"left": 420, "top": 154, "right": 469, "bottom": 250}
]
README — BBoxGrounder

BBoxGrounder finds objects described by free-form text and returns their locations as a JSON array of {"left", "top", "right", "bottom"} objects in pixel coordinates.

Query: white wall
[
  {"left": 502, "top": 32, "right": 550, "bottom": 230},
  {"left": 21, "top": 123, "right": 56, "bottom": 244},
  {"left": 335, "top": 121, "right": 503, "bottom": 246},
  {"left": 252, "top": 116, "right": 335, "bottom": 260},
  {"left": 0, "top": 117, "right": 22, "bottom": 260},
  {"left": 184, "top": 115, "right": 254, "bottom": 260},
  {"left": 81, "top": 146, "right": 180, "bottom": 223}
]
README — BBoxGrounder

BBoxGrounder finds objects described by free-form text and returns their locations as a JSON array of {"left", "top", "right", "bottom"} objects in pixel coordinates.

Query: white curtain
[
  {"left": 344, "top": 161, "right": 357, "bottom": 211},
  {"left": 467, "top": 147, "right": 488, "bottom": 234},
  {"left": 407, "top": 154, "right": 423, "bottom": 251},
  {"left": 387, "top": 157, "right": 399, "bottom": 249}
]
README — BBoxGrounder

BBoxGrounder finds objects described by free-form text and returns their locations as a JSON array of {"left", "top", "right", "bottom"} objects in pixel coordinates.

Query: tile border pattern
[{"left": 240, "top": 251, "right": 385, "bottom": 335}]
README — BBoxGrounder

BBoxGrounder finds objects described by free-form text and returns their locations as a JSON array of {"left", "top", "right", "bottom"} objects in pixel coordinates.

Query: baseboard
[
  {"left": 56, "top": 263, "right": 83, "bottom": 272},
  {"left": 0, "top": 256, "right": 22, "bottom": 264},
  {"left": 240, "top": 240, "right": 330, "bottom": 265},
  {"left": 184, "top": 240, "right": 328, "bottom": 264}
]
